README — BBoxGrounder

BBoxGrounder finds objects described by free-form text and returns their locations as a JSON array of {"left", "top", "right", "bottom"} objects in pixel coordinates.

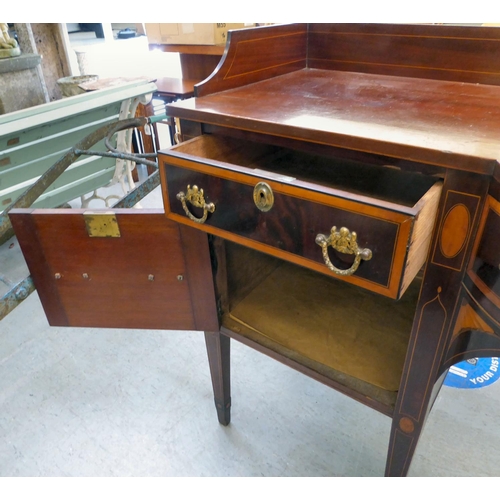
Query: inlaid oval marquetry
[
  {"left": 399, "top": 417, "right": 415, "bottom": 434},
  {"left": 440, "top": 204, "right": 470, "bottom": 258}
]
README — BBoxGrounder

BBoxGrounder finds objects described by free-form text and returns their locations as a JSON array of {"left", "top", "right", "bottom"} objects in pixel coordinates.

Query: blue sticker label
[{"left": 444, "top": 357, "right": 500, "bottom": 389}]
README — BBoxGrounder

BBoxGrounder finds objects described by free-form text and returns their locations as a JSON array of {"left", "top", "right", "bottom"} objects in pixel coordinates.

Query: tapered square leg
[{"left": 204, "top": 331, "right": 231, "bottom": 425}]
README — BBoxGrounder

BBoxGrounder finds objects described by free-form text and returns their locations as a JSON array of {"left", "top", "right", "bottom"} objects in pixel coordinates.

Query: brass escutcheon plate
[{"left": 253, "top": 182, "right": 274, "bottom": 212}]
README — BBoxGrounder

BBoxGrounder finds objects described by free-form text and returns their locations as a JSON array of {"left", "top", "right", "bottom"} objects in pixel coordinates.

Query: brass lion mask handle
[
  {"left": 315, "top": 226, "right": 372, "bottom": 276},
  {"left": 177, "top": 185, "right": 215, "bottom": 224}
]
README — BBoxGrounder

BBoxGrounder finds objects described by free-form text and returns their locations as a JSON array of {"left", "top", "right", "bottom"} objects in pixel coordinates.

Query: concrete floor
[{"left": 1, "top": 25, "right": 500, "bottom": 478}]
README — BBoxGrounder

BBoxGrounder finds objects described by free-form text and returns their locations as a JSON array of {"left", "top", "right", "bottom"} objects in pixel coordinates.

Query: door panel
[{"left": 9, "top": 208, "right": 218, "bottom": 331}]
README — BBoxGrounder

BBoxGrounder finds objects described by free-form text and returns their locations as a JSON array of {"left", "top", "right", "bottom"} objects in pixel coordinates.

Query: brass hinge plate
[{"left": 83, "top": 211, "right": 121, "bottom": 238}]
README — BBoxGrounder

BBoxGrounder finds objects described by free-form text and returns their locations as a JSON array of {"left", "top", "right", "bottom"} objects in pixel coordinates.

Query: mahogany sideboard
[{"left": 9, "top": 23, "right": 500, "bottom": 476}]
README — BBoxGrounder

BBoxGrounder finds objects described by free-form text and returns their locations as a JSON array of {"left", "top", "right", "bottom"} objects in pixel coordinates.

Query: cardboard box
[{"left": 145, "top": 23, "right": 256, "bottom": 45}]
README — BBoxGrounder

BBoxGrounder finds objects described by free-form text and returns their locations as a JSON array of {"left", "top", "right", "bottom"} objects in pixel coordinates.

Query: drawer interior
[
  {"left": 219, "top": 241, "right": 420, "bottom": 409},
  {"left": 170, "top": 134, "right": 439, "bottom": 207}
]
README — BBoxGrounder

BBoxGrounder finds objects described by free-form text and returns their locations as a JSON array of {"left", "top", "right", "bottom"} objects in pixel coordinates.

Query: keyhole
[{"left": 253, "top": 182, "right": 273, "bottom": 212}]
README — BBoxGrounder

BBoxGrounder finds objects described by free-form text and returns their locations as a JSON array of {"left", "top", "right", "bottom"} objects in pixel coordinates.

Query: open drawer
[{"left": 159, "top": 134, "right": 443, "bottom": 299}]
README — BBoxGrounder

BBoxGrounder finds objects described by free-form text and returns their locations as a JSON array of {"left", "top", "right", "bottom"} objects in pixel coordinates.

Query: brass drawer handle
[
  {"left": 315, "top": 226, "right": 372, "bottom": 276},
  {"left": 177, "top": 185, "right": 215, "bottom": 224}
]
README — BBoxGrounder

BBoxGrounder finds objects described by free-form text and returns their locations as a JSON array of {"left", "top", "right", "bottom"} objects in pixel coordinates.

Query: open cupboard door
[{"left": 8, "top": 208, "right": 219, "bottom": 332}]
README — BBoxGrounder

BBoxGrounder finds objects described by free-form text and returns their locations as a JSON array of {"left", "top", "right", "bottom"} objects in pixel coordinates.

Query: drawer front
[{"left": 161, "top": 158, "right": 423, "bottom": 299}]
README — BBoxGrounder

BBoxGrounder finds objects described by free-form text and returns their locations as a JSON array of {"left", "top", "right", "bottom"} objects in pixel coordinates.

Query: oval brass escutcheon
[{"left": 253, "top": 182, "right": 274, "bottom": 212}]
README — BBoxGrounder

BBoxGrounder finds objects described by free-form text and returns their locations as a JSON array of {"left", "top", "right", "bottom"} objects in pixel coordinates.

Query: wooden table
[
  {"left": 149, "top": 43, "right": 224, "bottom": 81},
  {"left": 154, "top": 77, "right": 197, "bottom": 100},
  {"left": 11, "top": 23, "right": 500, "bottom": 477},
  {"left": 152, "top": 77, "right": 198, "bottom": 145}
]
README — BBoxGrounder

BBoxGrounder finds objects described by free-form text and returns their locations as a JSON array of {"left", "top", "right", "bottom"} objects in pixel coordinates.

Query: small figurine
[{"left": 0, "top": 23, "right": 21, "bottom": 58}]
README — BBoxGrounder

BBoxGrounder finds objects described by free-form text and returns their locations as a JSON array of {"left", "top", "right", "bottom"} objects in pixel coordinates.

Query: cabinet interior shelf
[{"left": 220, "top": 242, "right": 421, "bottom": 412}]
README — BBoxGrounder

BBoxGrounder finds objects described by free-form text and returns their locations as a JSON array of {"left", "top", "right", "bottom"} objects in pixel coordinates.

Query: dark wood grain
[
  {"left": 195, "top": 23, "right": 307, "bottom": 97},
  {"left": 164, "top": 162, "right": 409, "bottom": 297},
  {"left": 159, "top": 133, "right": 443, "bottom": 298},
  {"left": 161, "top": 24, "right": 500, "bottom": 477},
  {"left": 13, "top": 23, "right": 500, "bottom": 478},
  {"left": 462, "top": 278, "right": 500, "bottom": 330},
  {"left": 469, "top": 200, "right": 500, "bottom": 298},
  {"left": 163, "top": 135, "right": 436, "bottom": 210},
  {"left": 202, "top": 123, "right": 447, "bottom": 178},
  {"left": 179, "top": 54, "right": 222, "bottom": 82},
  {"left": 168, "top": 68, "right": 500, "bottom": 174},
  {"left": 9, "top": 209, "right": 69, "bottom": 326},
  {"left": 150, "top": 44, "right": 225, "bottom": 56},
  {"left": 204, "top": 331, "right": 231, "bottom": 425},
  {"left": 149, "top": 43, "right": 225, "bottom": 81},
  {"left": 494, "top": 164, "right": 500, "bottom": 187},
  {"left": 386, "top": 169, "right": 490, "bottom": 476},
  {"left": 179, "top": 224, "right": 219, "bottom": 331},
  {"left": 9, "top": 208, "right": 210, "bottom": 331},
  {"left": 464, "top": 187, "right": 500, "bottom": 327},
  {"left": 308, "top": 24, "right": 500, "bottom": 85},
  {"left": 444, "top": 294, "right": 500, "bottom": 370},
  {"left": 220, "top": 325, "right": 397, "bottom": 417},
  {"left": 155, "top": 77, "right": 197, "bottom": 99}
]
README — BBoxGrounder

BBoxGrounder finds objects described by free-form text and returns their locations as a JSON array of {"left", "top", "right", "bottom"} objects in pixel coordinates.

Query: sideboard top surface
[{"left": 166, "top": 67, "right": 500, "bottom": 174}]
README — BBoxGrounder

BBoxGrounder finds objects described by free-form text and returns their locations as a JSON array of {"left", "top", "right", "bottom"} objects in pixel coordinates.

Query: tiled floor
[{"left": 1, "top": 27, "right": 500, "bottom": 478}]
